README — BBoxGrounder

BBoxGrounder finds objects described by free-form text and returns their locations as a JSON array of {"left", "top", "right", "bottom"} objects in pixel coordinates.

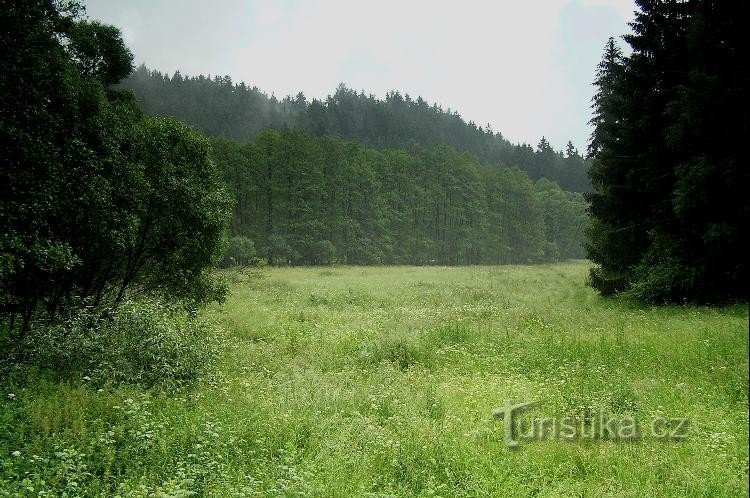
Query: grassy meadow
[{"left": 1, "top": 262, "right": 748, "bottom": 496}]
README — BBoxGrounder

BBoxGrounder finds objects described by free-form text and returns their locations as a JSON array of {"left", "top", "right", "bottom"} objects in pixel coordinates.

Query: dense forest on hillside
[
  {"left": 121, "top": 67, "right": 592, "bottom": 192},
  {"left": 212, "top": 130, "right": 587, "bottom": 266},
  {"left": 586, "top": 0, "right": 748, "bottom": 303}
]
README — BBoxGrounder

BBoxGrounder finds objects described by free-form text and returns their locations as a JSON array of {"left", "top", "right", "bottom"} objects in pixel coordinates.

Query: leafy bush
[
  {"left": 0, "top": 2, "right": 233, "bottom": 335},
  {"left": 625, "top": 240, "right": 698, "bottom": 304},
  {"left": 221, "top": 236, "right": 258, "bottom": 267},
  {"left": 13, "top": 301, "right": 222, "bottom": 390}
]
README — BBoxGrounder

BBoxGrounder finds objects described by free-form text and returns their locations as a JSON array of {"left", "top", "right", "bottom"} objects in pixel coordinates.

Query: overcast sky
[{"left": 84, "top": 0, "right": 635, "bottom": 151}]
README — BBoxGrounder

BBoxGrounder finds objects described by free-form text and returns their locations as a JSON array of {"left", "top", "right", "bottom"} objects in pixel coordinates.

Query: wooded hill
[{"left": 121, "top": 66, "right": 592, "bottom": 192}]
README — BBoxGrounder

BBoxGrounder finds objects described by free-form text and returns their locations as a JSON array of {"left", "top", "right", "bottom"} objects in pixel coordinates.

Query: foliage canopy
[{"left": 0, "top": 0, "right": 232, "bottom": 336}]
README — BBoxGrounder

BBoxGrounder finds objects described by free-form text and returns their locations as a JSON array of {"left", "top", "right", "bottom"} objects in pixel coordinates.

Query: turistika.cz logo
[{"left": 492, "top": 400, "right": 689, "bottom": 449}]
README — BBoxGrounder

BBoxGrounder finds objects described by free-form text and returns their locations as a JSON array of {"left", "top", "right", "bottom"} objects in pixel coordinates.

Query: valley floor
[{"left": 2, "top": 262, "right": 748, "bottom": 496}]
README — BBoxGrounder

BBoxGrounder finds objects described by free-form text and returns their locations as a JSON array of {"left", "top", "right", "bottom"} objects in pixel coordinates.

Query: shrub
[
  {"left": 626, "top": 250, "right": 696, "bottom": 304},
  {"left": 221, "top": 236, "right": 258, "bottom": 267},
  {"left": 13, "top": 301, "right": 222, "bottom": 390}
]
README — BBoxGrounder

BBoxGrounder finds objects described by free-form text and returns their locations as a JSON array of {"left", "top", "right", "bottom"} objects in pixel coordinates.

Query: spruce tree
[{"left": 586, "top": 0, "right": 748, "bottom": 302}]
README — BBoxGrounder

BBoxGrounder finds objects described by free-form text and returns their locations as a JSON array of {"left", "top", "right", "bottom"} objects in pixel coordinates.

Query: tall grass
[{"left": 1, "top": 262, "right": 747, "bottom": 496}]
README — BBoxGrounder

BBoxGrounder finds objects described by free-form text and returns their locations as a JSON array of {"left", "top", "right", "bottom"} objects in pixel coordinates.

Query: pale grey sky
[{"left": 84, "top": 0, "right": 635, "bottom": 151}]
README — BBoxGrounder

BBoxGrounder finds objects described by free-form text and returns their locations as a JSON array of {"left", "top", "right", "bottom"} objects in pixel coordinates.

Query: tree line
[
  {"left": 121, "top": 67, "right": 592, "bottom": 192},
  {"left": 587, "top": 0, "right": 748, "bottom": 303},
  {"left": 212, "top": 130, "right": 587, "bottom": 266}
]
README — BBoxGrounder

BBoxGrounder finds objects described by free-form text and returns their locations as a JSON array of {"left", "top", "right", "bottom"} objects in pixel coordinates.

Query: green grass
[{"left": 2, "top": 262, "right": 748, "bottom": 496}]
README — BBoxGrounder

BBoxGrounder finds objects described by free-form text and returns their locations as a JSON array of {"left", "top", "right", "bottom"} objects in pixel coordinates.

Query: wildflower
[
  {"left": 7, "top": 393, "right": 16, "bottom": 400},
  {"left": 11, "top": 451, "right": 21, "bottom": 457}
]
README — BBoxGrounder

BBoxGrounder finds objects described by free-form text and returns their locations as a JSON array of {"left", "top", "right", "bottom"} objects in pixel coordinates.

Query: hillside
[{"left": 120, "top": 66, "right": 592, "bottom": 192}]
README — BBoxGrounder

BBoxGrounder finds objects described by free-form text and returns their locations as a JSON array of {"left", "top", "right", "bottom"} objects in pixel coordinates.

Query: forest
[
  {"left": 121, "top": 67, "right": 593, "bottom": 192},
  {"left": 114, "top": 64, "right": 589, "bottom": 267},
  {"left": 213, "top": 131, "right": 586, "bottom": 266}
]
